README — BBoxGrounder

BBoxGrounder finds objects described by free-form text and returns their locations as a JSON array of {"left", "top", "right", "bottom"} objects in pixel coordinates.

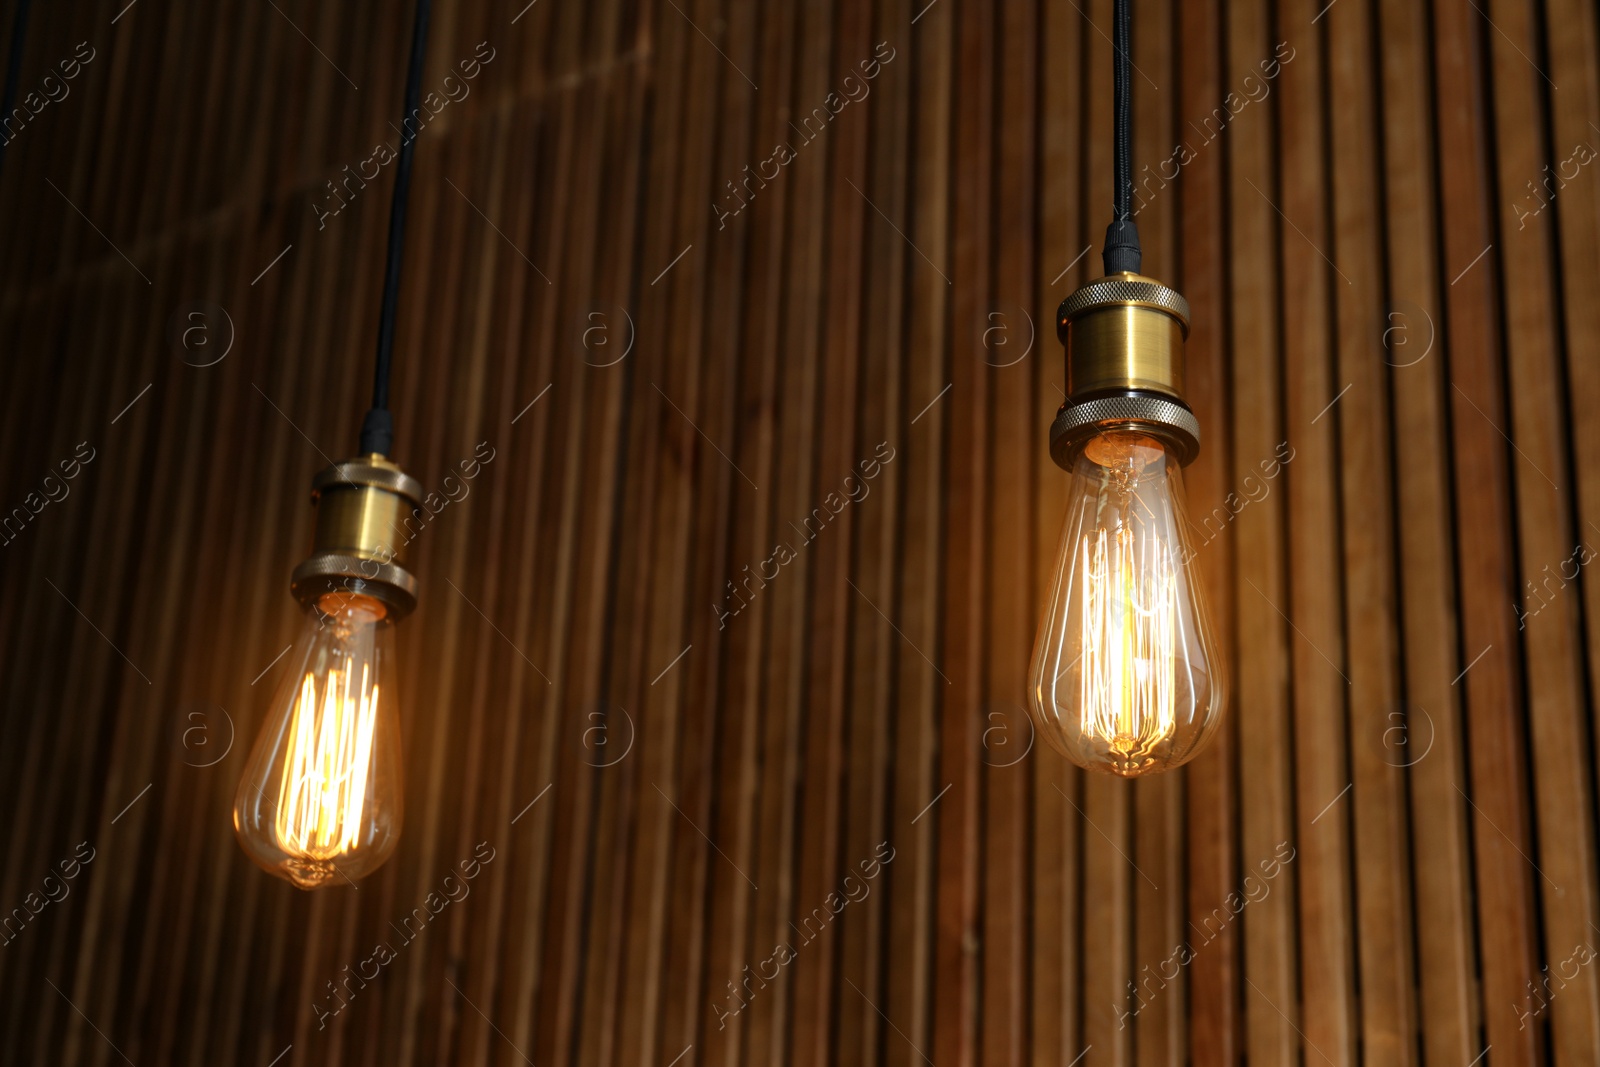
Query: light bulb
[
  {"left": 1029, "top": 430, "right": 1224, "bottom": 777},
  {"left": 234, "top": 591, "right": 403, "bottom": 888}
]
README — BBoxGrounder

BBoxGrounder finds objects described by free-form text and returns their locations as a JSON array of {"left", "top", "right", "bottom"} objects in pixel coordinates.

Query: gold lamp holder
[
  {"left": 1051, "top": 272, "right": 1200, "bottom": 470},
  {"left": 290, "top": 454, "right": 423, "bottom": 619}
]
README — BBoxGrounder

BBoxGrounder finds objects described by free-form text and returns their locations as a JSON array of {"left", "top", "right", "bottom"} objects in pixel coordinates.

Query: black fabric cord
[
  {"left": 360, "top": 0, "right": 431, "bottom": 457},
  {"left": 0, "top": 0, "right": 35, "bottom": 179},
  {"left": 1102, "top": 0, "right": 1142, "bottom": 275},
  {"left": 1112, "top": 0, "right": 1131, "bottom": 221}
]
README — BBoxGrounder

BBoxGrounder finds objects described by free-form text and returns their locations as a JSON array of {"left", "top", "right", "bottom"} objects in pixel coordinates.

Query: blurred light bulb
[
  {"left": 1029, "top": 430, "right": 1224, "bottom": 777},
  {"left": 234, "top": 591, "right": 403, "bottom": 888}
]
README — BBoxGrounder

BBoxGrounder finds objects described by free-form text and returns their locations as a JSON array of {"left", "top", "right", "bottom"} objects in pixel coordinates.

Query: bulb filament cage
[
  {"left": 276, "top": 646, "right": 383, "bottom": 859},
  {"left": 1080, "top": 522, "right": 1179, "bottom": 774}
]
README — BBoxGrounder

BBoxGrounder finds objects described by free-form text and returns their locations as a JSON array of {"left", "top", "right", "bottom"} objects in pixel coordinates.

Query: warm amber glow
[
  {"left": 1029, "top": 430, "right": 1223, "bottom": 777},
  {"left": 235, "top": 591, "right": 402, "bottom": 889},
  {"left": 1079, "top": 524, "right": 1177, "bottom": 769},
  {"left": 274, "top": 663, "right": 381, "bottom": 859}
]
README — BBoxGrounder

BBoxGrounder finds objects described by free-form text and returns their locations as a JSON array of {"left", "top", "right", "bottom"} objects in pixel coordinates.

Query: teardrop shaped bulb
[
  {"left": 1029, "top": 431, "right": 1225, "bottom": 777},
  {"left": 234, "top": 592, "right": 404, "bottom": 888}
]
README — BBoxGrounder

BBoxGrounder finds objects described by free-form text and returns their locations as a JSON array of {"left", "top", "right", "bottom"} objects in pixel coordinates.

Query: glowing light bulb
[
  {"left": 1029, "top": 430, "right": 1224, "bottom": 777},
  {"left": 234, "top": 591, "right": 403, "bottom": 888}
]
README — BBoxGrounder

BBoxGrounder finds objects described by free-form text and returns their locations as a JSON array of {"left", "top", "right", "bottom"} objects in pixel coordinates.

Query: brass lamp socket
[
  {"left": 290, "top": 454, "right": 424, "bottom": 620},
  {"left": 1051, "top": 272, "right": 1201, "bottom": 470}
]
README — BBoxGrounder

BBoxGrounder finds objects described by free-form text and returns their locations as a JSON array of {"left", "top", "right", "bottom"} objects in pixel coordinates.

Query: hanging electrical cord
[
  {"left": 359, "top": 0, "right": 432, "bottom": 457},
  {"left": 1102, "top": 0, "right": 1141, "bottom": 275},
  {"left": 1034, "top": 0, "right": 1221, "bottom": 781},
  {"left": 236, "top": 0, "right": 436, "bottom": 893},
  {"left": 0, "top": 0, "right": 35, "bottom": 180}
]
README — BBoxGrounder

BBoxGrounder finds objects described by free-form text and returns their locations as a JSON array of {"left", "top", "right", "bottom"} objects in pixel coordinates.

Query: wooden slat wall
[{"left": 2, "top": 1, "right": 1600, "bottom": 1063}]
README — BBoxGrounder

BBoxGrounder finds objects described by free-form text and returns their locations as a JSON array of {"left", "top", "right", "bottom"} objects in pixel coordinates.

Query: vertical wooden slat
[
  {"left": 836, "top": 1, "right": 911, "bottom": 1065},
  {"left": 696, "top": 1, "right": 795, "bottom": 1064},
  {"left": 933, "top": 0, "right": 991, "bottom": 1063},
  {"left": 571, "top": 6, "right": 675, "bottom": 1067},
  {"left": 1275, "top": 4, "right": 1357, "bottom": 1061},
  {"left": 1432, "top": 0, "right": 1543, "bottom": 1060},
  {"left": 789, "top": 0, "right": 871, "bottom": 1055},
  {"left": 1225, "top": 0, "right": 1297, "bottom": 1060},
  {"left": 6, "top": 1, "right": 1600, "bottom": 1063},
  {"left": 740, "top": 0, "right": 831, "bottom": 1058},
  {"left": 983, "top": 0, "right": 1037, "bottom": 1061},
  {"left": 1377, "top": 0, "right": 1480, "bottom": 1060},
  {"left": 1175, "top": 0, "right": 1238, "bottom": 1058},
  {"left": 1544, "top": 2, "right": 1600, "bottom": 1058},
  {"left": 1327, "top": 0, "right": 1420, "bottom": 1060},
  {"left": 1546, "top": 0, "right": 1600, "bottom": 645},
  {"left": 483, "top": 53, "right": 572, "bottom": 1067},
  {"left": 0, "top": 4, "right": 152, "bottom": 1043},
  {"left": 1484, "top": 0, "right": 1600, "bottom": 1059},
  {"left": 888, "top": 1, "right": 951, "bottom": 1065},
  {"left": 1032, "top": 0, "right": 1085, "bottom": 1060},
  {"left": 612, "top": 0, "right": 729, "bottom": 1060}
]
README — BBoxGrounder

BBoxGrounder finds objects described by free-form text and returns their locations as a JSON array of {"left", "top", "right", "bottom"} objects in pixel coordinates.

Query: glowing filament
[
  {"left": 1079, "top": 525, "right": 1177, "bottom": 768},
  {"left": 274, "top": 661, "right": 380, "bottom": 859}
]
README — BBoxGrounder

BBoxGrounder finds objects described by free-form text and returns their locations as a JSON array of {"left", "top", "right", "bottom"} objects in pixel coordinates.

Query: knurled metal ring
[
  {"left": 1050, "top": 392, "right": 1201, "bottom": 470},
  {"left": 311, "top": 459, "right": 424, "bottom": 505},
  {"left": 1058, "top": 276, "right": 1191, "bottom": 335},
  {"left": 291, "top": 551, "right": 419, "bottom": 620}
]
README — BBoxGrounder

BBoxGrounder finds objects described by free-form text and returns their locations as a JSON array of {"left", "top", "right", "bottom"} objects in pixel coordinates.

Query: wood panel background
[{"left": 1, "top": 0, "right": 1598, "bottom": 1063}]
